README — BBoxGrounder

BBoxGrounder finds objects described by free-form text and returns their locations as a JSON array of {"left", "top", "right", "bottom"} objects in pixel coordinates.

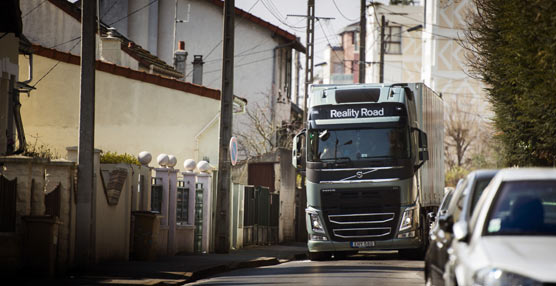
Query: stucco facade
[
  {"left": 421, "top": 0, "right": 488, "bottom": 115},
  {"left": 19, "top": 49, "right": 221, "bottom": 165},
  {"left": 99, "top": 0, "right": 304, "bottom": 156},
  {"left": 367, "top": 4, "right": 424, "bottom": 83}
]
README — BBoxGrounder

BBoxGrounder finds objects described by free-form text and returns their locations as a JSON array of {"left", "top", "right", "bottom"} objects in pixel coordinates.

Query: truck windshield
[{"left": 308, "top": 128, "right": 410, "bottom": 162}]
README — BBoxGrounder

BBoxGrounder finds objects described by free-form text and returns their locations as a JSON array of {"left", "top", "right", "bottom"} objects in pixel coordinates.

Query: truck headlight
[
  {"left": 472, "top": 268, "right": 542, "bottom": 286},
  {"left": 306, "top": 207, "right": 325, "bottom": 234},
  {"left": 399, "top": 207, "right": 416, "bottom": 232},
  {"left": 309, "top": 213, "right": 325, "bottom": 234}
]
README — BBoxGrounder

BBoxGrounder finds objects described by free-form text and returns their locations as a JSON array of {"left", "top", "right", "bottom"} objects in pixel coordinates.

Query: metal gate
[
  {"left": 0, "top": 176, "right": 17, "bottom": 232},
  {"left": 243, "top": 186, "right": 279, "bottom": 246}
]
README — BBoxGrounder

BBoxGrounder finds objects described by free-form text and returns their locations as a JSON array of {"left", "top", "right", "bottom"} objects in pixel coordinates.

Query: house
[
  {"left": 366, "top": 3, "right": 424, "bottom": 83},
  {"left": 99, "top": 0, "right": 305, "bottom": 158},
  {"left": 316, "top": 22, "right": 362, "bottom": 85},
  {"left": 19, "top": 0, "right": 222, "bottom": 164}
]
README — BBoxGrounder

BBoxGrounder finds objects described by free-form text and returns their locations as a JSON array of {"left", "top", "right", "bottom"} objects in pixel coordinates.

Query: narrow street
[{"left": 188, "top": 252, "right": 424, "bottom": 286}]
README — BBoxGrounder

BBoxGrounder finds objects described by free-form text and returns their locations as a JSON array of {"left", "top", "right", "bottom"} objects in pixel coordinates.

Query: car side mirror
[
  {"left": 453, "top": 221, "right": 469, "bottom": 243},
  {"left": 438, "top": 215, "right": 454, "bottom": 232}
]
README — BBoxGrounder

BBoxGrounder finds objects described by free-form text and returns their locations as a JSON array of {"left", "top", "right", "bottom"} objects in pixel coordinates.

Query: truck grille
[{"left": 321, "top": 187, "right": 400, "bottom": 241}]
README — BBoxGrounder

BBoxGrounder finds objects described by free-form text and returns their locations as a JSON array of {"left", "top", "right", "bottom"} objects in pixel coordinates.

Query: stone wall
[{"left": 0, "top": 156, "right": 76, "bottom": 274}]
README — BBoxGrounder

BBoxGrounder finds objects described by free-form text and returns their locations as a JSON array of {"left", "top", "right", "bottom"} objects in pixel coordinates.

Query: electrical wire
[
  {"left": 22, "top": 0, "right": 48, "bottom": 19},
  {"left": 317, "top": 20, "right": 344, "bottom": 68},
  {"left": 331, "top": 0, "right": 358, "bottom": 22},
  {"left": 33, "top": 39, "right": 82, "bottom": 88},
  {"left": 108, "top": 0, "right": 158, "bottom": 26},
  {"left": 101, "top": 0, "right": 120, "bottom": 20}
]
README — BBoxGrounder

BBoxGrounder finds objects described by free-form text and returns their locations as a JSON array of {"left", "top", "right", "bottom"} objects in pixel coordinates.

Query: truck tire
[
  {"left": 308, "top": 251, "right": 332, "bottom": 261},
  {"left": 400, "top": 213, "right": 428, "bottom": 259}
]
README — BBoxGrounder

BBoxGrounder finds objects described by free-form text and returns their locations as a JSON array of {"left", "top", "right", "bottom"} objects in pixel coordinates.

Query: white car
[{"left": 448, "top": 168, "right": 556, "bottom": 286}]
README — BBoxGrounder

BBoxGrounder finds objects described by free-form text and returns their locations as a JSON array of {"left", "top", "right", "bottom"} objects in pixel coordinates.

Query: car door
[{"left": 428, "top": 179, "right": 467, "bottom": 285}]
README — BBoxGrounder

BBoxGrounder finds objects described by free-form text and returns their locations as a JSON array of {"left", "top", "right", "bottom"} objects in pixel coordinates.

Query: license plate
[{"left": 350, "top": 241, "right": 375, "bottom": 248}]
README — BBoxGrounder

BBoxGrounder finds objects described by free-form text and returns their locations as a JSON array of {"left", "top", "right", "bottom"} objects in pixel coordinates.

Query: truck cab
[{"left": 293, "top": 83, "right": 443, "bottom": 260}]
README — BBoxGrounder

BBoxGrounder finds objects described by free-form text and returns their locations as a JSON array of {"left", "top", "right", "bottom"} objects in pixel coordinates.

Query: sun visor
[{"left": 335, "top": 88, "right": 381, "bottom": 103}]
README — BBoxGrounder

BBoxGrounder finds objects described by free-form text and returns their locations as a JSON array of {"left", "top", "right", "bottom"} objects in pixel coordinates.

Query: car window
[
  {"left": 439, "top": 189, "right": 455, "bottom": 214},
  {"left": 448, "top": 179, "right": 468, "bottom": 220},
  {"left": 485, "top": 180, "right": 556, "bottom": 236},
  {"left": 469, "top": 178, "right": 495, "bottom": 215}
]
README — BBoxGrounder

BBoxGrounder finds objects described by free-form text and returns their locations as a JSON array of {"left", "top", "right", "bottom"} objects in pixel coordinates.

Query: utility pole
[
  {"left": 294, "top": 50, "right": 300, "bottom": 105},
  {"left": 76, "top": 0, "right": 96, "bottom": 266},
  {"left": 215, "top": 0, "right": 234, "bottom": 254},
  {"left": 379, "top": 15, "right": 385, "bottom": 83},
  {"left": 288, "top": 3, "right": 333, "bottom": 124},
  {"left": 359, "top": 0, "right": 366, "bottom": 83},
  {"left": 303, "top": 0, "right": 315, "bottom": 125}
]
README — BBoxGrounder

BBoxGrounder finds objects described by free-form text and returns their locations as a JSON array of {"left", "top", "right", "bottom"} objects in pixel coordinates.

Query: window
[
  {"left": 177, "top": 181, "right": 189, "bottom": 225},
  {"left": 353, "top": 32, "right": 359, "bottom": 52},
  {"left": 485, "top": 180, "right": 556, "bottom": 236},
  {"left": 386, "top": 26, "right": 402, "bottom": 54},
  {"left": 151, "top": 177, "right": 163, "bottom": 213},
  {"left": 308, "top": 127, "right": 411, "bottom": 162}
]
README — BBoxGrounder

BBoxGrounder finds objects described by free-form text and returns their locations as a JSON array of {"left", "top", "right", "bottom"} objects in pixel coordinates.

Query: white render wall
[
  {"left": 366, "top": 5, "right": 424, "bottom": 84},
  {"left": 101, "top": 0, "right": 296, "bottom": 149},
  {"left": 21, "top": 0, "right": 139, "bottom": 70}
]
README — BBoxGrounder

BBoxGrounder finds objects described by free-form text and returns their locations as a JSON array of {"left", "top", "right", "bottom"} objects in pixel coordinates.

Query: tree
[
  {"left": 235, "top": 102, "right": 302, "bottom": 159},
  {"left": 444, "top": 97, "right": 479, "bottom": 168},
  {"left": 464, "top": 0, "right": 556, "bottom": 166}
]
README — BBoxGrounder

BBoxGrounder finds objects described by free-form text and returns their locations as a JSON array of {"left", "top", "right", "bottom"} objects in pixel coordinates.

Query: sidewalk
[{"left": 61, "top": 242, "right": 308, "bottom": 285}]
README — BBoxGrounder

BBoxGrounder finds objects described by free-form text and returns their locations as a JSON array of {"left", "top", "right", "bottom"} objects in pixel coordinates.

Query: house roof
[
  {"left": 31, "top": 44, "right": 220, "bottom": 101},
  {"left": 207, "top": 0, "right": 305, "bottom": 53},
  {"left": 46, "top": 0, "right": 182, "bottom": 78},
  {"left": 340, "top": 22, "right": 360, "bottom": 34}
]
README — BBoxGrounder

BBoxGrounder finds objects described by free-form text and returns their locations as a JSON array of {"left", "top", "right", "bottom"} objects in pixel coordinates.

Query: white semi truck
[{"left": 292, "top": 83, "right": 444, "bottom": 260}]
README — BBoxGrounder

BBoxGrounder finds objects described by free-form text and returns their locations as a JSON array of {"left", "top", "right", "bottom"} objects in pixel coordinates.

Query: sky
[{"left": 235, "top": 0, "right": 368, "bottom": 63}]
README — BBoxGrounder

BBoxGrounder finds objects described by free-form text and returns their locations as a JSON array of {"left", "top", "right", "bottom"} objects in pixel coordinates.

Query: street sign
[{"left": 229, "top": 136, "right": 238, "bottom": 166}]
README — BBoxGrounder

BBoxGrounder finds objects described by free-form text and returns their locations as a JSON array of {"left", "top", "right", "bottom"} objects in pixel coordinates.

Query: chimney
[
  {"left": 192, "top": 55, "right": 204, "bottom": 85},
  {"left": 174, "top": 41, "right": 188, "bottom": 79},
  {"left": 100, "top": 27, "right": 122, "bottom": 65}
]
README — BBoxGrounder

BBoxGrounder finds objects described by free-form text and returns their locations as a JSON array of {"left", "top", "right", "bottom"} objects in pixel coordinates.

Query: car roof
[
  {"left": 495, "top": 168, "right": 556, "bottom": 181},
  {"left": 470, "top": 169, "right": 499, "bottom": 180}
]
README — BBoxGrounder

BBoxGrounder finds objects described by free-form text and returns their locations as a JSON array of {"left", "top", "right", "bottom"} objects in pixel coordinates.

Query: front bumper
[{"left": 308, "top": 236, "right": 421, "bottom": 252}]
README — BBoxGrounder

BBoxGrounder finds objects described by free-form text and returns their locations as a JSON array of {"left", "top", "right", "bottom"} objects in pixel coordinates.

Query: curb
[{"left": 181, "top": 252, "right": 308, "bottom": 285}]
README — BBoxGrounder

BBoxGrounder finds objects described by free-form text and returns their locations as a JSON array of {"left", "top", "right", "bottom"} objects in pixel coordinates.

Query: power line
[
  {"left": 331, "top": 0, "right": 358, "bottom": 22},
  {"left": 33, "top": 39, "right": 82, "bottom": 88},
  {"left": 317, "top": 20, "right": 345, "bottom": 68},
  {"left": 101, "top": 0, "right": 120, "bottom": 20},
  {"left": 22, "top": 0, "right": 48, "bottom": 19},
  {"left": 108, "top": 0, "right": 158, "bottom": 26},
  {"left": 185, "top": 0, "right": 264, "bottom": 78},
  {"left": 379, "top": 6, "right": 467, "bottom": 32}
]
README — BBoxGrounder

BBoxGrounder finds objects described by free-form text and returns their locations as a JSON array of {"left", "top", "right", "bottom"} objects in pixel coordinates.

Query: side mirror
[
  {"left": 419, "top": 150, "right": 429, "bottom": 161},
  {"left": 438, "top": 215, "right": 454, "bottom": 232},
  {"left": 413, "top": 128, "right": 428, "bottom": 170},
  {"left": 418, "top": 129, "right": 428, "bottom": 149},
  {"left": 292, "top": 129, "right": 305, "bottom": 168},
  {"left": 453, "top": 221, "right": 469, "bottom": 243}
]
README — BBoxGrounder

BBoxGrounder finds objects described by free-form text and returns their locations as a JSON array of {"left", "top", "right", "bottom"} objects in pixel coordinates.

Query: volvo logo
[{"left": 356, "top": 171, "right": 363, "bottom": 179}]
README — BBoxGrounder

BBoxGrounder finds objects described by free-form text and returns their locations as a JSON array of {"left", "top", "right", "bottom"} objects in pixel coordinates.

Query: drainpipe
[{"left": 21, "top": 53, "right": 33, "bottom": 84}]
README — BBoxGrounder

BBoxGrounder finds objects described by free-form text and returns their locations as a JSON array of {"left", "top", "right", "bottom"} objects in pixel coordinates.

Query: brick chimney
[
  {"left": 174, "top": 41, "right": 188, "bottom": 79},
  {"left": 192, "top": 55, "right": 204, "bottom": 85}
]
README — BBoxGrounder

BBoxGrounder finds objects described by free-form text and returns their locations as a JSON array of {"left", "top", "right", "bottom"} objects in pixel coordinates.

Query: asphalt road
[{"left": 187, "top": 251, "right": 425, "bottom": 286}]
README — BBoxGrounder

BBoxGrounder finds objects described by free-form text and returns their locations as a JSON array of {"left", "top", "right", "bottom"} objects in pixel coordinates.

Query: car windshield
[
  {"left": 469, "top": 178, "right": 494, "bottom": 214},
  {"left": 485, "top": 180, "right": 556, "bottom": 236},
  {"left": 307, "top": 127, "right": 410, "bottom": 162}
]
